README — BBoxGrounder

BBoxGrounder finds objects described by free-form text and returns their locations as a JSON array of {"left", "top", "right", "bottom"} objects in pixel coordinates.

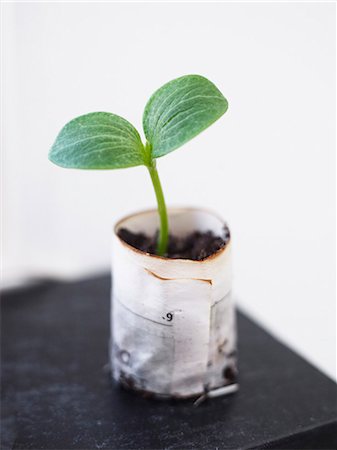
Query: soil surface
[{"left": 117, "top": 226, "right": 230, "bottom": 260}]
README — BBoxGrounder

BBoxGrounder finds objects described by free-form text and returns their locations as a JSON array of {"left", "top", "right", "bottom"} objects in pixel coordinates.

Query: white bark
[{"left": 110, "top": 208, "right": 237, "bottom": 399}]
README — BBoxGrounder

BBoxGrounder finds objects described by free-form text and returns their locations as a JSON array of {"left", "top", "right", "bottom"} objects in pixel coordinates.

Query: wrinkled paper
[{"left": 110, "top": 209, "right": 237, "bottom": 398}]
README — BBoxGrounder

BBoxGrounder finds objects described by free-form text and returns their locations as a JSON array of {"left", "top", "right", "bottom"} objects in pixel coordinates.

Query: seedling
[{"left": 49, "top": 75, "right": 228, "bottom": 256}]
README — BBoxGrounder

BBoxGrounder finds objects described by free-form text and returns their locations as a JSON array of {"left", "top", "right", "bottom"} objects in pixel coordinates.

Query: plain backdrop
[{"left": 2, "top": 2, "right": 336, "bottom": 380}]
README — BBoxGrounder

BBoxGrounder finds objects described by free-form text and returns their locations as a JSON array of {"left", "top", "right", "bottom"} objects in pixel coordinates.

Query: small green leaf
[
  {"left": 49, "top": 112, "right": 145, "bottom": 169},
  {"left": 143, "top": 75, "right": 228, "bottom": 159}
]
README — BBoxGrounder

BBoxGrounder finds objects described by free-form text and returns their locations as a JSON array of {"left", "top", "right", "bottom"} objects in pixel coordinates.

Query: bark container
[{"left": 110, "top": 208, "right": 237, "bottom": 399}]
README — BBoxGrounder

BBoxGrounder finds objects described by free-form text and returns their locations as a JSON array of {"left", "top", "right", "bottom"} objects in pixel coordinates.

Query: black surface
[{"left": 1, "top": 275, "right": 336, "bottom": 450}]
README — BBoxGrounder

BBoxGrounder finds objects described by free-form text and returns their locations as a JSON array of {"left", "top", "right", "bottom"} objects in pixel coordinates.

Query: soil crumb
[{"left": 117, "top": 226, "right": 230, "bottom": 261}]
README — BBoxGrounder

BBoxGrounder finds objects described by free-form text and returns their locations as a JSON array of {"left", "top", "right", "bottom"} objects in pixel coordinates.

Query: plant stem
[{"left": 147, "top": 160, "right": 169, "bottom": 256}]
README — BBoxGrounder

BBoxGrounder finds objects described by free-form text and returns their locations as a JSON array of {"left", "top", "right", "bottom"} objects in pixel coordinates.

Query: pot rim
[{"left": 113, "top": 206, "right": 231, "bottom": 263}]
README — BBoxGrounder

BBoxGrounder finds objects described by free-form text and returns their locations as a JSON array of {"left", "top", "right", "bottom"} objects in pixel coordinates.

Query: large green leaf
[
  {"left": 49, "top": 112, "right": 145, "bottom": 169},
  {"left": 143, "top": 75, "right": 228, "bottom": 159}
]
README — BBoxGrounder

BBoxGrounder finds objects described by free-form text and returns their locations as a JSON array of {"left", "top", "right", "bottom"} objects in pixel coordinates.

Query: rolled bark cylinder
[{"left": 110, "top": 208, "right": 237, "bottom": 399}]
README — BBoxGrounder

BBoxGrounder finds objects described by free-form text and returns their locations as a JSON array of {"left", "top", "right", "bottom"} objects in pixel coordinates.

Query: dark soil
[{"left": 117, "top": 226, "right": 230, "bottom": 261}]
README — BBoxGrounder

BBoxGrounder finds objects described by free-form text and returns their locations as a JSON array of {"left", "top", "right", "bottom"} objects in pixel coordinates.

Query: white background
[{"left": 2, "top": 2, "right": 336, "bottom": 379}]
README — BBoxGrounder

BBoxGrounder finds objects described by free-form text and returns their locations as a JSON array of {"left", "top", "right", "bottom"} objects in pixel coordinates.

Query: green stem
[{"left": 147, "top": 160, "right": 169, "bottom": 256}]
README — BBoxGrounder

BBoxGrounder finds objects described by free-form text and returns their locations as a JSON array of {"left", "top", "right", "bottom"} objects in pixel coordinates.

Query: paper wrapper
[{"left": 110, "top": 208, "right": 237, "bottom": 399}]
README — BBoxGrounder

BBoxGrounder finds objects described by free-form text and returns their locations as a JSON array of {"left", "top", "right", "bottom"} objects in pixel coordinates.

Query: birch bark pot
[{"left": 110, "top": 208, "right": 237, "bottom": 399}]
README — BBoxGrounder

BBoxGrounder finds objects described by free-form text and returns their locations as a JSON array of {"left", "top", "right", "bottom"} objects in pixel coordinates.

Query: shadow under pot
[{"left": 110, "top": 208, "right": 238, "bottom": 400}]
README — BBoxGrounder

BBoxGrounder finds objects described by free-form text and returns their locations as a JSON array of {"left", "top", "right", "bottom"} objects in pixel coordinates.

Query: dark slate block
[{"left": 1, "top": 275, "right": 336, "bottom": 449}]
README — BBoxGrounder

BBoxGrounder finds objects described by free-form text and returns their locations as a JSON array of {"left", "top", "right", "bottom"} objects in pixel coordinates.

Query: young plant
[{"left": 49, "top": 75, "right": 228, "bottom": 256}]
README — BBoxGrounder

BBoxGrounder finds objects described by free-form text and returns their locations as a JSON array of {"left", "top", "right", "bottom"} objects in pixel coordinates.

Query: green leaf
[
  {"left": 49, "top": 112, "right": 145, "bottom": 169},
  {"left": 143, "top": 75, "right": 228, "bottom": 159}
]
